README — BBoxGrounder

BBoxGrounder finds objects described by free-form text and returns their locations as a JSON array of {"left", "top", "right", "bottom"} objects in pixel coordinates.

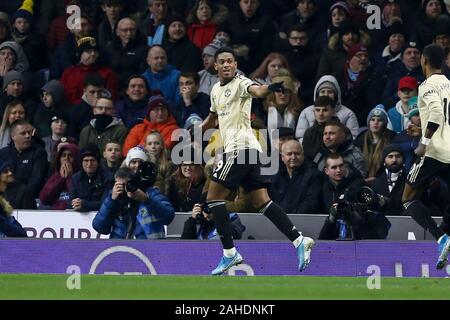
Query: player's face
[{"left": 214, "top": 52, "right": 237, "bottom": 81}]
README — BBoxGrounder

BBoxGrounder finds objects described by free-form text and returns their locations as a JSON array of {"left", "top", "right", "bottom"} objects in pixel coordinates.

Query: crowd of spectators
[{"left": 1, "top": 0, "right": 450, "bottom": 239}]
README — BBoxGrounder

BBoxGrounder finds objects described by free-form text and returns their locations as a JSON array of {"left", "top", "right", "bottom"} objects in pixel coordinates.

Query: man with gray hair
[{"left": 106, "top": 17, "right": 147, "bottom": 88}]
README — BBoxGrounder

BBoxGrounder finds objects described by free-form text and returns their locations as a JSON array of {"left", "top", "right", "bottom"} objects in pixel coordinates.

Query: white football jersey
[
  {"left": 210, "top": 74, "right": 262, "bottom": 153},
  {"left": 418, "top": 74, "right": 450, "bottom": 163}
]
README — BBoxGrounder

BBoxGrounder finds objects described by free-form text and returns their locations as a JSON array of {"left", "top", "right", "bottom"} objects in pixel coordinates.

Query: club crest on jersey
[{"left": 224, "top": 89, "right": 231, "bottom": 97}]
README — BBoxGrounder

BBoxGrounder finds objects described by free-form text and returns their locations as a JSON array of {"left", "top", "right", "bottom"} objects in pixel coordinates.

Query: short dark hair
[
  {"left": 180, "top": 71, "right": 200, "bottom": 84},
  {"left": 324, "top": 153, "right": 344, "bottom": 168},
  {"left": 115, "top": 166, "right": 135, "bottom": 180},
  {"left": 314, "top": 95, "right": 335, "bottom": 108},
  {"left": 287, "top": 24, "right": 307, "bottom": 36},
  {"left": 83, "top": 72, "right": 105, "bottom": 88},
  {"left": 214, "top": 46, "right": 236, "bottom": 61},
  {"left": 10, "top": 119, "right": 31, "bottom": 134},
  {"left": 324, "top": 118, "right": 345, "bottom": 132},
  {"left": 422, "top": 44, "right": 445, "bottom": 69},
  {"left": 125, "top": 75, "right": 151, "bottom": 93}
]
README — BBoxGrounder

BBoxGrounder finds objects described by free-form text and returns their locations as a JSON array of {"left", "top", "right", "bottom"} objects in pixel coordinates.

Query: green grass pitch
[{"left": 0, "top": 274, "right": 449, "bottom": 300}]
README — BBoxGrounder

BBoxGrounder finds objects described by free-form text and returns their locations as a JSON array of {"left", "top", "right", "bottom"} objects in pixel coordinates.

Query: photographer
[
  {"left": 92, "top": 162, "right": 175, "bottom": 239},
  {"left": 181, "top": 203, "right": 245, "bottom": 240},
  {"left": 318, "top": 153, "right": 391, "bottom": 240}
]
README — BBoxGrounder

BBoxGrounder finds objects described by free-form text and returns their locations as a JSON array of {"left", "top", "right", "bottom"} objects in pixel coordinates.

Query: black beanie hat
[{"left": 382, "top": 144, "right": 405, "bottom": 161}]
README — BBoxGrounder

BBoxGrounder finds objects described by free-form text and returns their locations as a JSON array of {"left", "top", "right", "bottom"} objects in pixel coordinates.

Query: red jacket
[
  {"left": 60, "top": 64, "right": 118, "bottom": 105},
  {"left": 123, "top": 115, "right": 180, "bottom": 156},
  {"left": 187, "top": 21, "right": 217, "bottom": 50}
]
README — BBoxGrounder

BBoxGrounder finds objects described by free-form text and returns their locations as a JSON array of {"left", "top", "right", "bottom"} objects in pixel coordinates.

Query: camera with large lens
[{"left": 126, "top": 161, "right": 158, "bottom": 193}]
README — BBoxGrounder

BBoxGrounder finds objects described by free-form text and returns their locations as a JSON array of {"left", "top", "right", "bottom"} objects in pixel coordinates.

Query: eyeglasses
[{"left": 119, "top": 28, "right": 136, "bottom": 33}]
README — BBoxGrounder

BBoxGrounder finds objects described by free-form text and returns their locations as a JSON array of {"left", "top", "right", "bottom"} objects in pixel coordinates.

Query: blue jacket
[
  {"left": 392, "top": 130, "right": 419, "bottom": 172},
  {"left": 92, "top": 188, "right": 175, "bottom": 239},
  {"left": 0, "top": 215, "right": 27, "bottom": 238},
  {"left": 142, "top": 64, "right": 181, "bottom": 106}
]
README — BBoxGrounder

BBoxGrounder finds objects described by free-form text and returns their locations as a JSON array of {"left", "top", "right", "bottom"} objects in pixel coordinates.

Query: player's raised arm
[{"left": 248, "top": 81, "right": 286, "bottom": 98}]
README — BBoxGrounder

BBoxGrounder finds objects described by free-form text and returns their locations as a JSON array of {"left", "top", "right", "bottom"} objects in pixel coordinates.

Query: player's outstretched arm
[{"left": 248, "top": 81, "right": 285, "bottom": 98}]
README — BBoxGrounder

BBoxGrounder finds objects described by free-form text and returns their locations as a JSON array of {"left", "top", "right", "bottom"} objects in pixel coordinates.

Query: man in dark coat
[
  {"left": 0, "top": 119, "right": 48, "bottom": 200},
  {"left": 70, "top": 143, "right": 114, "bottom": 212},
  {"left": 370, "top": 144, "right": 406, "bottom": 215},
  {"left": 269, "top": 140, "right": 323, "bottom": 214}
]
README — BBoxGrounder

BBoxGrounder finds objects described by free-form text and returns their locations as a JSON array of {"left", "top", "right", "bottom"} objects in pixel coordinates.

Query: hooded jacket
[
  {"left": 39, "top": 143, "right": 80, "bottom": 210},
  {"left": 295, "top": 75, "right": 360, "bottom": 140},
  {"left": 33, "top": 80, "right": 69, "bottom": 138},
  {"left": 388, "top": 100, "right": 411, "bottom": 133},
  {"left": 122, "top": 114, "right": 180, "bottom": 156},
  {"left": 78, "top": 117, "right": 129, "bottom": 153},
  {"left": 0, "top": 41, "right": 29, "bottom": 73}
]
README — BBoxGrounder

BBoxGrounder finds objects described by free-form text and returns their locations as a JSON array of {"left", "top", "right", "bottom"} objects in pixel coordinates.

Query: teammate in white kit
[
  {"left": 198, "top": 47, "right": 315, "bottom": 275},
  {"left": 402, "top": 44, "right": 450, "bottom": 269}
]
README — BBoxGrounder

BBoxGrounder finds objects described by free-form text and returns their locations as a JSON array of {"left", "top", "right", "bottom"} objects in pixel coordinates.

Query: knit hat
[
  {"left": 184, "top": 113, "right": 203, "bottom": 130},
  {"left": 338, "top": 20, "right": 357, "bottom": 36},
  {"left": 125, "top": 146, "right": 149, "bottom": 166},
  {"left": 382, "top": 143, "right": 405, "bottom": 160},
  {"left": 272, "top": 69, "right": 296, "bottom": 93},
  {"left": 387, "top": 21, "right": 407, "bottom": 39},
  {"left": 398, "top": 76, "right": 418, "bottom": 91},
  {"left": 203, "top": 38, "right": 224, "bottom": 57},
  {"left": 316, "top": 81, "right": 337, "bottom": 96},
  {"left": 147, "top": 94, "right": 169, "bottom": 112},
  {"left": 367, "top": 104, "right": 389, "bottom": 126},
  {"left": 12, "top": 0, "right": 34, "bottom": 23},
  {"left": 278, "top": 127, "right": 295, "bottom": 138},
  {"left": 407, "top": 96, "right": 419, "bottom": 119},
  {"left": 330, "top": 1, "right": 350, "bottom": 15},
  {"left": 401, "top": 41, "right": 421, "bottom": 56},
  {"left": 166, "top": 14, "right": 186, "bottom": 29},
  {"left": 76, "top": 36, "right": 98, "bottom": 56},
  {"left": 0, "top": 160, "right": 13, "bottom": 173},
  {"left": 2, "top": 70, "right": 24, "bottom": 91},
  {"left": 347, "top": 43, "right": 368, "bottom": 61},
  {"left": 80, "top": 143, "right": 100, "bottom": 162},
  {"left": 50, "top": 111, "right": 69, "bottom": 124},
  {"left": 434, "top": 16, "right": 450, "bottom": 39}
]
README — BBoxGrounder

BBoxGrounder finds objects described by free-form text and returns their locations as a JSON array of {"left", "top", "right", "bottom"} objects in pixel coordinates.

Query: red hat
[
  {"left": 398, "top": 76, "right": 418, "bottom": 91},
  {"left": 347, "top": 43, "right": 368, "bottom": 61}
]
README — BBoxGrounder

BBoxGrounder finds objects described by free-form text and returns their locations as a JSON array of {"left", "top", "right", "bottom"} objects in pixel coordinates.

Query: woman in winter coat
[{"left": 39, "top": 143, "right": 80, "bottom": 210}]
